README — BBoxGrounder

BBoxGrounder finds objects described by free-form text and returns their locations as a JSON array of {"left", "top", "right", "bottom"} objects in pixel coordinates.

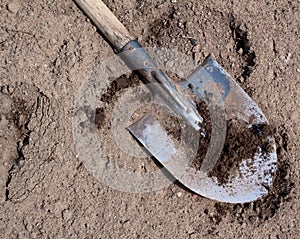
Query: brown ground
[{"left": 0, "top": 0, "right": 299, "bottom": 238}]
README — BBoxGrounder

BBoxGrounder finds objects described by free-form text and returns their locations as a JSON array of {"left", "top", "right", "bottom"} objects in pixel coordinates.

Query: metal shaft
[{"left": 120, "top": 40, "right": 203, "bottom": 130}]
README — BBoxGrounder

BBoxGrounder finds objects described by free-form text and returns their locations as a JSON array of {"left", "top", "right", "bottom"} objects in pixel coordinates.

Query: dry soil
[{"left": 0, "top": 0, "right": 299, "bottom": 238}]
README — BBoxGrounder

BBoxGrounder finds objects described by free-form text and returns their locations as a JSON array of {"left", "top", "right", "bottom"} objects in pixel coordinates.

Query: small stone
[
  {"left": 286, "top": 52, "right": 292, "bottom": 62},
  {"left": 189, "top": 38, "right": 197, "bottom": 46},
  {"left": 194, "top": 9, "right": 201, "bottom": 15},
  {"left": 177, "top": 70, "right": 185, "bottom": 78},
  {"left": 176, "top": 192, "right": 182, "bottom": 197},
  {"left": 173, "top": 11, "right": 181, "bottom": 17},
  {"left": 6, "top": 2, "right": 20, "bottom": 14},
  {"left": 62, "top": 209, "right": 73, "bottom": 221},
  {"left": 186, "top": 225, "right": 195, "bottom": 234},
  {"left": 237, "top": 48, "right": 244, "bottom": 55},
  {"left": 296, "top": 68, "right": 300, "bottom": 73},
  {"left": 171, "top": 0, "right": 177, "bottom": 3},
  {"left": 238, "top": 76, "right": 245, "bottom": 83},
  {"left": 1, "top": 85, "right": 14, "bottom": 94},
  {"left": 166, "top": 60, "right": 175, "bottom": 69},
  {"left": 235, "top": 205, "right": 243, "bottom": 214},
  {"left": 7, "top": 86, "right": 15, "bottom": 94},
  {"left": 248, "top": 215, "right": 256, "bottom": 224},
  {"left": 25, "top": 223, "right": 33, "bottom": 232},
  {"left": 192, "top": 194, "right": 199, "bottom": 200},
  {"left": 278, "top": 55, "right": 285, "bottom": 62}
]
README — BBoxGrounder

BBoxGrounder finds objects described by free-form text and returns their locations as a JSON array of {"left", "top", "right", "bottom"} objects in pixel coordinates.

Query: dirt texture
[
  {"left": 190, "top": 101, "right": 212, "bottom": 171},
  {"left": 208, "top": 121, "right": 275, "bottom": 185},
  {"left": 0, "top": 0, "right": 299, "bottom": 238}
]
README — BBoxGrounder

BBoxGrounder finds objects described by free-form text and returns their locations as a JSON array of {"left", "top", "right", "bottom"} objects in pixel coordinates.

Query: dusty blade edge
[{"left": 127, "top": 113, "right": 277, "bottom": 203}]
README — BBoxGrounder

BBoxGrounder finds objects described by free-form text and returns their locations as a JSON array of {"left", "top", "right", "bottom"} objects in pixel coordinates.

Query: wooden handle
[{"left": 74, "top": 0, "right": 134, "bottom": 51}]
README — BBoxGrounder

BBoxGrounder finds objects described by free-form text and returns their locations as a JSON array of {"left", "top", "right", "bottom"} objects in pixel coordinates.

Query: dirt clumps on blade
[
  {"left": 209, "top": 121, "right": 275, "bottom": 184},
  {"left": 190, "top": 100, "right": 212, "bottom": 170},
  {"left": 132, "top": 104, "right": 182, "bottom": 142},
  {"left": 189, "top": 99, "right": 276, "bottom": 184},
  {"left": 212, "top": 125, "right": 294, "bottom": 224}
]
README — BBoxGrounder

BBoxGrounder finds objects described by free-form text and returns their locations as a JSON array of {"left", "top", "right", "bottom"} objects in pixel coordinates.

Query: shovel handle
[{"left": 73, "top": 0, "right": 134, "bottom": 51}]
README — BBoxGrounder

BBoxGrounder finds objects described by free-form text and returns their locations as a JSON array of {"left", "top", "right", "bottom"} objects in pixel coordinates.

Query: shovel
[{"left": 74, "top": 0, "right": 277, "bottom": 203}]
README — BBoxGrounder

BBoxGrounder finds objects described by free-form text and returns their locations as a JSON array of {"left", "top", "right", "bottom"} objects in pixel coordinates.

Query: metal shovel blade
[{"left": 128, "top": 57, "right": 277, "bottom": 203}]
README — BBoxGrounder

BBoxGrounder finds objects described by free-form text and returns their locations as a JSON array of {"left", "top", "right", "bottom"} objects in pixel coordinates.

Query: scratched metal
[
  {"left": 120, "top": 40, "right": 202, "bottom": 130},
  {"left": 128, "top": 57, "right": 277, "bottom": 203}
]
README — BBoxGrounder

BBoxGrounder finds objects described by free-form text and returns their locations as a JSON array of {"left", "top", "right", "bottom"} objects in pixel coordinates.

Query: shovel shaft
[
  {"left": 73, "top": 0, "right": 134, "bottom": 51},
  {"left": 120, "top": 41, "right": 203, "bottom": 130},
  {"left": 74, "top": 0, "right": 203, "bottom": 130}
]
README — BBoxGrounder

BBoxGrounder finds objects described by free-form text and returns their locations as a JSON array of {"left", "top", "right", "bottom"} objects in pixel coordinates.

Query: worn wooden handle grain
[{"left": 74, "top": 0, "right": 134, "bottom": 51}]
